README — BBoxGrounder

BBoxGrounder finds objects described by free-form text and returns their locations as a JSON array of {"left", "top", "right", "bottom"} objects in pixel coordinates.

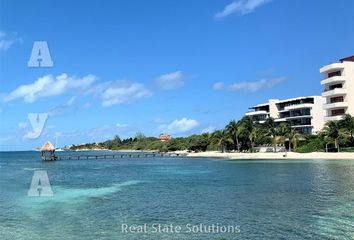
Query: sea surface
[{"left": 0, "top": 151, "right": 354, "bottom": 240}]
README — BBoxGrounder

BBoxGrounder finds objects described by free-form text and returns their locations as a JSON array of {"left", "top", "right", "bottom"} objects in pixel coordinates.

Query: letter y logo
[{"left": 26, "top": 113, "right": 48, "bottom": 139}]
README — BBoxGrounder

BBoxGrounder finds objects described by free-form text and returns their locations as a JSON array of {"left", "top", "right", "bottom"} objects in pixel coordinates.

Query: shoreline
[
  {"left": 175, "top": 151, "right": 354, "bottom": 160},
  {"left": 11, "top": 149, "right": 354, "bottom": 160},
  {"left": 62, "top": 149, "right": 354, "bottom": 160}
]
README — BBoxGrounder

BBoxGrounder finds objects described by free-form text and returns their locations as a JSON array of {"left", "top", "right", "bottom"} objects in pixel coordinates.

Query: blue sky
[{"left": 0, "top": 0, "right": 353, "bottom": 151}]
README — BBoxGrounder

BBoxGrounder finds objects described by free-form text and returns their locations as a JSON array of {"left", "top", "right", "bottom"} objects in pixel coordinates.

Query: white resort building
[
  {"left": 320, "top": 55, "right": 354, "bottom": 121},
  {"left": 244, "top": 55, "right": 354, "bottom": 135},
  {"left": 245, "top": 96, "right": 325, "bottom": 134}
]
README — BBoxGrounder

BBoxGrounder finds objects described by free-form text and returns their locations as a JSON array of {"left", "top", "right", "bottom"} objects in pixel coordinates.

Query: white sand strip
[{"left": 175, "top": 151, "right": 354, "bottom": 160}]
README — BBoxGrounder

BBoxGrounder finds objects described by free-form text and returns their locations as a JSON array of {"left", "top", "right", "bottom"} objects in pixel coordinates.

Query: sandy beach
[{"left": 176, "top": 151, "right": 354, "bottom": 160}]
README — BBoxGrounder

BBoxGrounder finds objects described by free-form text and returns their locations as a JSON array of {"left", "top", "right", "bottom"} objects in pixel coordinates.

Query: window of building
[
  {"left": 328, "top": 70, "right": 341, "bottom": 78},
  {"left": 290, "top": 108, "right": 310, "bottom": 117},
  {"left": 280, "top": 112, "right": 290, "bottom": 118},
  {"left": 330, "top": 96, "right": 344, "bottom": 103},
  {"left": 290, "top": 118, "right": 311, "bottom": 126},
  {"left": 328, "top": 83, "right": 343, "bottom": 90},
  {"left": 299, "top": 127, "right": 312, "bottom": 135},
  {"left": 254, "top": 114, "right": 267, "bottom": 121},
  {"left": 331, "top": 109, "right": 345, "bottom": 116}
]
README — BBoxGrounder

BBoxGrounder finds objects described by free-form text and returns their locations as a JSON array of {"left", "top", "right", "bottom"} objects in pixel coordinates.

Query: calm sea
[{"left": 0, "top": 151, "right": 353, "bottom": 240}]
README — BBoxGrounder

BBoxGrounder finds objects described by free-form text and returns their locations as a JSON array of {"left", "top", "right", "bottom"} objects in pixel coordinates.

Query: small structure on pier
[{"left": 40, "top": 141, "right": 57, "bottom": 161}]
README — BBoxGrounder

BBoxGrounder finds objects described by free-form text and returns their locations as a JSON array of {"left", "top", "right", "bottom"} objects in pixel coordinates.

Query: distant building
[
  {"left": 245, "top": 96, "right": 325, "bottom": 135},
  {"left": 320, "top": 55, "right": 354, "bottom": 121},
  {"left": 245, "top": 99, "right": 279, "bottom": 124},
  {"left": 159, "top": 133, "right": 171, "bottom": 141},
  {"left": 244, "top": 55, "right": 354, "bottom": 134}
]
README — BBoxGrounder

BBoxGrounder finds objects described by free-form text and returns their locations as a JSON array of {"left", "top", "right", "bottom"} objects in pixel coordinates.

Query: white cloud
[
  {"left": 23, "top": 131, "right": 37, "bottom": 140},
  {"left": 54, "top": 131, "right": 63, "bottom": 138},
  {"left": 3, "top": 74, "right": 97, "bottom": 103},
  {"left": 153, "top": 118, "right": 167, "bottom": 124},
  {"left": 102, "top": 83, "right": 152, "bottom": 107},
  {"left": 62, "top": 123, "right": 132, "bottom": 140},
  {"left": 0, "top": 31, "right": 21, "bottom": 51},
  {"left": 66, "top": 96, "right": 76, "bottom": 106},
  {"left": 48, "top": 97, "right": 76, "bottom": 116},
  {"left": 201, "top": 126, "right": 216, "bottom": 134},
  {"left": 165, "top": 118, "right": 199, "bottom": 134},
  {"left": 155, "top": 71, "right": 184, "bottom": 90},
  {"left": 3, "top": 73, "right": 155, "bottom": 108},
  {"left": 83, "top": 102, "right": 91, "bottom": 109},
  {"left": 227, "top": 77, "right": 285, "bottom": 92},
  {"left": 215, "top": 0, "right": 272, "bottom": 19},
  {"left": 18, "top": 122, "right": 28, "bottom": 129},
  {"left": 212, "top": 82, "right": 224, "bottom": 90},
  {"left": 116, "top": 123, "right": 128, "bottom": 128},
  {"left": 0, "top": 136, "right": 12, "bottom": 143}
]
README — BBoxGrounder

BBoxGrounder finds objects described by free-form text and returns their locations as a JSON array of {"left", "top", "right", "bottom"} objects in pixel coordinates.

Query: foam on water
[
  {"left": 153, "top": 166, "right": 210, "bottom": 175},
  {"left": 21, "top": 180, "right": 144, "bottom": 208},
  {"left": 23, "top": 167, "right": 43, "bottom": 171}
]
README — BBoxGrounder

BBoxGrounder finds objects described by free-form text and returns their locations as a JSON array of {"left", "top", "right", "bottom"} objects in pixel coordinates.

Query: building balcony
[
  {"left": 284, "top": 103, "right": 313, "bottom": 111},
  {"left": 320, "top": 76, "right": 345, "bottom": 85},
  {"left": 291, "top": 124, "right": 313, "bottom": 128},
  {"left": 320, "top": 63, "right": 344, "bottom": 73},
  {"left": 322, "top": 88, "right": 347, "bottom": 97},
  {"left": 274, "top": 118, "right": 287, "bottom": 122},
  {"left": 286, "top": 115, "right": 312, "bottom": 120},
  {"left": 323, "top": 102, "right": 348, "bottom": 110},
  {"left": 278, "top": 109, "right": 289, "bottom": 113},
  {"left": 324, "top": 115, "right": 344, "bottom": 121},
  {"left": 245, "top": 110, "right": 268, "bottom": 116}
]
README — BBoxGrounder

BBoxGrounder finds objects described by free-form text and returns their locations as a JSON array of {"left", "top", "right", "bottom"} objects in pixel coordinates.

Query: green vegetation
[
  {"left": 295, "top": 135, "right": 325, "bottom": 153},
  {"left": 295, "top": 114, "right": 354, "bottom": 153},
  {"left": 70, "top": 114, "right": 354, "bottom": 153},
  {"left": 341, "top": 147, "right": 354, "bottom": 152}
]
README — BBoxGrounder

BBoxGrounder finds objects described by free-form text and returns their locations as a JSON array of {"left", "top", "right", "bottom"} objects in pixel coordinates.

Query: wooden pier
[{"left": 56, "top": 152, "right": 187, "bottom": 160}]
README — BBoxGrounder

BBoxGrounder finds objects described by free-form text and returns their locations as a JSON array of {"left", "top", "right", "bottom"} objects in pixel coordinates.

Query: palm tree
[
  {"left": 264, "top": 117, "right": 277, "bottom": 152},
  {"left": 201, "top": 132, "right": 212, "bottom": 144},
  {"left": 288, "top": 128, "right": 302, "bottom": 152},
  {"left": 277, "top": 123, "right": 302, "bottom": 152},
  {"left": 249, "top": 125, "right": 260, "bottom": 151},
  {"left": 277, "top": 122, "right": 291, "bottom": 151},
  {"left": 322, "top": 121, "right": 346, "bottom": 152},
  {"left": 339, "top": 114, "right": 354, "bottom": 147},
  {"left": 211, "top": 130, "right": 231, "bottom": 153},
  {"left": 239, "top": 116, "right": 255, "bottom": 150},
  {"left": 226, "top": 120, "right": 241, "bottom": 152}
]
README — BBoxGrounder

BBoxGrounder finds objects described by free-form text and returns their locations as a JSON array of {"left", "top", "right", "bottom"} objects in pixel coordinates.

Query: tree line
[{"left": 70, "top": 114, "right": 354, "bottom": 153}]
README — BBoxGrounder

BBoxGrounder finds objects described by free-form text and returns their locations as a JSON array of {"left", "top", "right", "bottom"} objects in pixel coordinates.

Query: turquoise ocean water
[{"left": 0, "top": 151, "right": 354, "bottom": 239}]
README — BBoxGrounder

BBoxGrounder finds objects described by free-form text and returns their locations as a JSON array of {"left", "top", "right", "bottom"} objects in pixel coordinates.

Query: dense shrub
[
  {"left": 341, "top": 147, "right": 354, "bottom": 152},
  {"left": 296, "top": 137, "right": 324, "bottom": 153}
]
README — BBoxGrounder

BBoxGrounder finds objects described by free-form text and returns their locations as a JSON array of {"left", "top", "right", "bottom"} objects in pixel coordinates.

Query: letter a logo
[
  {"left": 28, "top": 171, "right": 54, "bottom": 197},
  {"left": 28, "top": 41, "right": 54, "bottom": 67}
]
